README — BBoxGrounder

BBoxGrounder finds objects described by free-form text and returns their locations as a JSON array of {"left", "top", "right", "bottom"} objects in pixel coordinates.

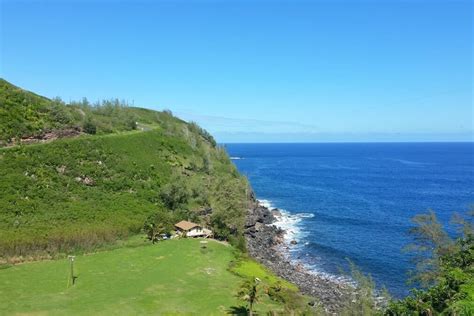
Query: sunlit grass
[{"left": 0, "top": 239, "right": 284, "bottom": 315}]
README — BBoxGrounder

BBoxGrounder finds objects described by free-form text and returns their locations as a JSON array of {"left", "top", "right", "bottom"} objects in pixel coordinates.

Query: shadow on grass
[{"left": 227, "top": 305, "right": 248, "bottom": 315}]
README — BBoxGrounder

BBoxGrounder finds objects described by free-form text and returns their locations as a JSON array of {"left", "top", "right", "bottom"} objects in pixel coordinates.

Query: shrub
[
  {"left": 83, "top": 119, "right": 97, "bottom": 134},
  {"left": 159, "top": 176, "right": 190, "bottom": 210},
  {"left": 385, "top": 210, "right": 474, "bottom": 315},
  {"left": 267, "top": 282, "right": 310, "bottom": 313}
]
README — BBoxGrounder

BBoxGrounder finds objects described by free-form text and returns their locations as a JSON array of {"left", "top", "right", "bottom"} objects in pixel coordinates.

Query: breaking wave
[
  {"left": 258, "top": 199, "right": 313, "bottom": 243},
  {"left": 257, "top": 199, "right": 352, "bottom": 284}
]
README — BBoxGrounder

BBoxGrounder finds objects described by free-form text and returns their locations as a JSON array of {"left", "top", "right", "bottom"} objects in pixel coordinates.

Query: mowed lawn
[{"left": 0, "top": 239, "right": 283, "bottom": 315}]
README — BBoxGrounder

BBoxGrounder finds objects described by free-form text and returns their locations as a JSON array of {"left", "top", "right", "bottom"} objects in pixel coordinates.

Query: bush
[
  {"left": 385, "top": 210, "right": 474, "bottom": 315},
  {"left": 267, "top": 282, "right": 310, "bottom": 313},
  {"left": 159, "top": 175, "right": 190, "bottom": 210},
  {"left": 229, "top": 235, "right": 247, "bottom": 252},
  {"left": 127, "top": 118, "right": 137, "bottom": 130},
  {"left": 83, "top": 119, "right": 97, "bottom": 134}
]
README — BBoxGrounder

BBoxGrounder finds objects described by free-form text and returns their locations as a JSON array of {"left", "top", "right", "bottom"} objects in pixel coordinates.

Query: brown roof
[{"left": 174, "top": 220, "right": 200, "bottom": 231}]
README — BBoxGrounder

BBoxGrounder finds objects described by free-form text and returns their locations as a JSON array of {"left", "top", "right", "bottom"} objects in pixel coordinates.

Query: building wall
[{"left": 186, "top": 227, "right": 212, "bottom": 237}]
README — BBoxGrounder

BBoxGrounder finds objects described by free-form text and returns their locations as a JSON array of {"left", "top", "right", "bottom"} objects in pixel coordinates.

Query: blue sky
[{"left": 1, "top": 0, "right": 472, "bottom": 142}]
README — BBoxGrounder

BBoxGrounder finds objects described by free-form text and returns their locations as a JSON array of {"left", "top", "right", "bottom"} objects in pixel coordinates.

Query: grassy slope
[
  {"left": 0, "top": 80, "right": 248, "bottom": 261},
  {"left": 0, "top": 78, "right": 61, "bottom": 144},
  {"left": 0, "top": 128, "right": 247, "bottom": 260},
  {"left": 232, "top": 260, "right": 298, "bottom": 291},
  {"left": 0, "top": 239, "right": 289, "bottom": 315},
  {"left": 0, "top": 78, "right": 189, "bottom": 144}
]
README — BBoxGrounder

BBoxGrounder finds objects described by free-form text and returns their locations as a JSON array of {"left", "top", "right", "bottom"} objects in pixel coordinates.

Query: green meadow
[{"left": 0, "top": 238, "right": 292, "bottom": 315}]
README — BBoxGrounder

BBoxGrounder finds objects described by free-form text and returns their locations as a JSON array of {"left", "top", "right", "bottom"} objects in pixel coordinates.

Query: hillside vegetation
[
  {"left": 0, "top": 78, "right": 214, "bottom": 146},
  {"left": 0, "top": 79, "right": 249, "bottom": 262}
]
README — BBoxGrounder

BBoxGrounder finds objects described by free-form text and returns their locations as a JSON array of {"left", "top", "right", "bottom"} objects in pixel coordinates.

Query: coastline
[{"left": 245, "top": 199, "right": 352, "bottom": 313}]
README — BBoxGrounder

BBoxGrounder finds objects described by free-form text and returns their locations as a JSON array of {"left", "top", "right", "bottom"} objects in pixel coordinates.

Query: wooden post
[{"left": 68, "top": 255, "right": 76, "bottom": 286}]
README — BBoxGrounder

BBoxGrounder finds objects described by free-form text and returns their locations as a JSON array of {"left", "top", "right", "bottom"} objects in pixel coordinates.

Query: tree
[
  {"left": 159, "top": 176, "right": 189, "bottom": 210},
  {"left": 237, "top": 278, "right": 260, "bottom": 316},
  {"left": 210, "top": 177, "right": 247, "bottom": 242},
  {"left": 81, "top": 97, "right": 90, "bottom": 107},
  {"left": 386, "top": 210, "right": 474, "bottom": 315},
  {"left": 126, "top": 117, "right": 137, "bottom": 130},
  {"left": 143, "top": 210, "right": 175, "bottom": 243},
  {"left": 405, "top": 210, "right": 456, "bottom": 286},
  {"left": 340, "top": 261, "right": 381, "bottom": 316},
  {"left": 163, "top": 109, "right": 173, "bottom": 117}
]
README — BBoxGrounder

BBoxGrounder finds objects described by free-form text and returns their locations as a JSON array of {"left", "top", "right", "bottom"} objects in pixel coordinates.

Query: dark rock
[{"left": 18, "top": 127, "right": 82, "bottom": 145}]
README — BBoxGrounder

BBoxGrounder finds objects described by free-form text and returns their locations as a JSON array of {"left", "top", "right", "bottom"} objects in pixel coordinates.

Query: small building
[{"left": 174, "top": 220, "right": 212, "bottom": 238}]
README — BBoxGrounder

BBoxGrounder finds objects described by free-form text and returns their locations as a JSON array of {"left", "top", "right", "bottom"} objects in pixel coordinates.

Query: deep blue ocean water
[{"left": 225, "top": 142, "right": 474, "bottom": 297}]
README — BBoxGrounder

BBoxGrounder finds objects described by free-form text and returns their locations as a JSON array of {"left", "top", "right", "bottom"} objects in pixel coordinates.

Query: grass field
[{"left": 0, "top": 238, "right": 289, "bottom": 315}]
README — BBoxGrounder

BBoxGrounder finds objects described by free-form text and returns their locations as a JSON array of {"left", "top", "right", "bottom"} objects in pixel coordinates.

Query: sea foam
[
  {"left": 258, "top": 199, "right": 313, "bottom": 244},
  {"left": 257, "top": 199, "right": 351, "bottom": 284}
]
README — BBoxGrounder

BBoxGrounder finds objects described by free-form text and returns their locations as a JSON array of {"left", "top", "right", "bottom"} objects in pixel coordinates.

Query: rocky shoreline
[{"left": 244, "top": 200, "right": 352, "bottom": 313}]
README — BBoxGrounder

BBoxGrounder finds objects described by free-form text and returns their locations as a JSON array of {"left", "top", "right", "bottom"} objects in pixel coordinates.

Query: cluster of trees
[
  {"left": 321, "top": 209, "right": 474, "bottom": 315},
  {"left": 143, "top": 151, "right": 250, "bottom": 250},
  {"left": 68, "top": 98, "right": 138, "bottom": 135},
  {"left": 159, "top": 175, "right": 191, "bottom": 210},
  {"left": 188, "top": 121, "right": 217, "bottom": 147},
  {"left": 143, "top": 209, "right": 175, "bottom": 243}
]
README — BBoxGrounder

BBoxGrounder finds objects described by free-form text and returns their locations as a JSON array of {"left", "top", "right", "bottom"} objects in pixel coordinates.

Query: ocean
[{"left": 225, "top": 142, "right": 474, "bottom": 297}]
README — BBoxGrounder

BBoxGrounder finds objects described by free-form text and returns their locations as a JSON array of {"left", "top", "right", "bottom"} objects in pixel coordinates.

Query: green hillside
[
  {"left": 0, "top": 78, "right": 60, "bottom": 145},
  {"left": 0, "top": 78, "right": 198, "bottom": 146},
  {"left": 0, "top": 80, "right": 249, "bottom": 262}
]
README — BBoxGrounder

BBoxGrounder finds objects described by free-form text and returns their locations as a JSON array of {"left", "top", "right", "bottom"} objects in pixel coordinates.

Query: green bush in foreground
[
  {"left": 335, "top": 209, "right": 473, "bottom": 315},
  {"left": 385, "top": 210, "right": 474, "bottom": 315}
]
